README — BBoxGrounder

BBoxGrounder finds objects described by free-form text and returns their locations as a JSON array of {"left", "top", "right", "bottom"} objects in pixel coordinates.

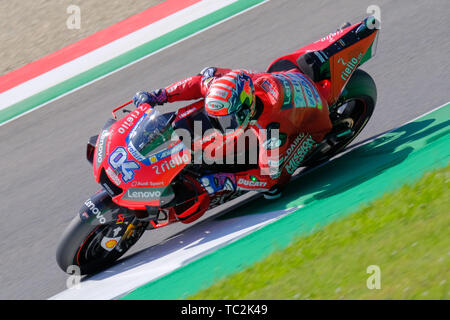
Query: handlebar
[{"left": 112, "top": 100, "right": 133, "bottom": 119}]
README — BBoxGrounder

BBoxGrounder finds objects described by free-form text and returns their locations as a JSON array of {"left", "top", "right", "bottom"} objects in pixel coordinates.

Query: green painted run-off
[{"left": 123, "top": 103, "right": 450, "bottom": 299}]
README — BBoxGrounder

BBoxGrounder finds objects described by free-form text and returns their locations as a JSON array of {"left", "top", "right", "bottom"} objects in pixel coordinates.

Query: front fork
[
  {"left": 112, "top": 209, "right": 179, "bottom": 252},
  {"left": 122, "top": 219, "right": 138, "bottom": 240},
  {"left": 112, "top": 217, "right": 139, "bottom": 253},
  {"left": 80, "top": 190, "right": 180, "bottom": 251}
]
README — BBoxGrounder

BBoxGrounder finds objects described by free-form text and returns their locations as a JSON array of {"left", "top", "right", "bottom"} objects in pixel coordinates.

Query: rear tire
[
  {"left": 329, "top": 69, "right": 377, "bottom": 153},
  {"left": 304, "top": 69, "right": 377, "bottom": 167}
]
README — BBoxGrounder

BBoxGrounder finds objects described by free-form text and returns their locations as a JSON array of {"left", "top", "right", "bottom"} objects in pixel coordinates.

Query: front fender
[{"left": 79, "top": 190, "right": 135, "bottom": 225}]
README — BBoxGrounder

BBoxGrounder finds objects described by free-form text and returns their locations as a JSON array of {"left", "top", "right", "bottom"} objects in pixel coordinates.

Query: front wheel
[{"left": 56, "top": 215, "right": 146, "bottom": 275}]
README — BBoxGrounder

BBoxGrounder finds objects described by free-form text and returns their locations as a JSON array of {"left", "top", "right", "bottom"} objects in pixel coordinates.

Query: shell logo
[{"left": 105, "top": 240, "right": 118, "bottom": 249}]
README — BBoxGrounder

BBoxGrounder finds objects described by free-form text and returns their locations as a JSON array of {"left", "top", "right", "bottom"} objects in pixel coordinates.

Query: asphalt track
[{"left": 0, "top": 0, "right": 449, "bottom": 299}]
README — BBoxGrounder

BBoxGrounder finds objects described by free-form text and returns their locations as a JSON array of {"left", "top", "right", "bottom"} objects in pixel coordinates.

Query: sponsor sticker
[
  {"left": 122, "top": 188, "right": 163, "bottom": 201},
  {"left": 152, "top": 152, "right": 190, "bottom": 175},
  {"left": 207, "top": 102, "right": 225, "bottom": 110},
  {"left": 100, "top": 236, "right": 121, "bottom": 252},
  {"left": 96, "top": 130, "right": 109, "bottom": 167},
  {"left": 274, "top": 74, "right": 306, "bottom": 108},
  {"left": 201, "top": 173, "right": 236, "bottom": 194},
  {"left": 320, "top": 29, "right": 344, "bottom": 43},
  {"left": 166, "top": 77, "right": 193, "bottom": 94},
  {"left": 277, "top": 73, "right": 322, "bottom": 109},
  {"left": 108, "top": 147, "right": 140, "bottom": 183},
  {"left": 131, "top": 181, "right": 164, "bottom": 187},
  {"left": 105, "top": 240, "right": 118, "bottom": 249},
  {"left": 237, "top": 178, "right": 267, "bottom": 188},
  {"left": 339, "top": 52, "right": 363, "bottom": 81},
  {"left": 284, "top": 135, "right": 316, "bottom": 174},
  {"left": 84, "top": 199, "right": 106, "bottom": 224},
  {"left": 118, "top": 109, "right": 141, "bottom": 135},
  {"left": 261, "top": 80, "right": 278, "bottom": 100},
  {"left": 153, "top": 142, "right": 185, "bottom": 162},
  {"left": 177, "top": 107, "right": 196, "bottom": 119},
  {"left": 263, "top": 137, "right": 282, "bottom": 150},
  {"left": 105, "top": 166, "right": 121, "bottom": 186},
  {"left": 126, "top": 140, "right": 186, "bottom": 166}
]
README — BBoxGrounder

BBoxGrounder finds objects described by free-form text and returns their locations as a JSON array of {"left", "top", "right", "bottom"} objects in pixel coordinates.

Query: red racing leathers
[{"left": 162, "top": 67, "right": 332, "bottom": 222}]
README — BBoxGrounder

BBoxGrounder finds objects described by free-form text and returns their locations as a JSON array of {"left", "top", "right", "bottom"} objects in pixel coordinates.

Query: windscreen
[{"left": 128, "top": 109, "right": 175, "bottom": 158}]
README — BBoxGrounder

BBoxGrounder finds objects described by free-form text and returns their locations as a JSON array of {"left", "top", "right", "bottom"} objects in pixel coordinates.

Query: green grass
[{"left": 189, "top": 164, "right": 450, "bottom": 300}]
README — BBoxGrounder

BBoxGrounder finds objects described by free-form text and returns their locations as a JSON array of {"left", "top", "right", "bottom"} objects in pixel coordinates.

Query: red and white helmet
[{"left": 205, "top": 70, "right": 256, "bottom": 133}]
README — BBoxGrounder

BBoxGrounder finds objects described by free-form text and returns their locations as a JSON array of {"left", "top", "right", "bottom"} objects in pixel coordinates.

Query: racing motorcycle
[{"left": 56, "top": 16, "right": 380, "bottom": 274}]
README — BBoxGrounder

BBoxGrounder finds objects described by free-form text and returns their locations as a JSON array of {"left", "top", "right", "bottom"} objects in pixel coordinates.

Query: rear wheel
[
  {"left": 303, "top": 69, "right": 377, "bottom": 166},
  {"left": 56, "top": 215, "right": 147, "bottom": 275}
]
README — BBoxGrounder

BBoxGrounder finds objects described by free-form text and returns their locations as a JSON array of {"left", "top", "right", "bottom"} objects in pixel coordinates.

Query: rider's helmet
[{"left": 204, "top": 70, "right": 256, "bottom": 134}]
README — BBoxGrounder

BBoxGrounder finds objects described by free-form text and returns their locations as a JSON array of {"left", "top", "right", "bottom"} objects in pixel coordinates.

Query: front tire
[{"left": 56, "top": 215, "right": 145, "bottom": 275}]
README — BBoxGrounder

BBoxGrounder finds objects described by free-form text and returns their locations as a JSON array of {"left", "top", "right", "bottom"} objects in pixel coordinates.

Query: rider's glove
[{"left": 133, "top": 89, "right": 168, "bottom": 107}]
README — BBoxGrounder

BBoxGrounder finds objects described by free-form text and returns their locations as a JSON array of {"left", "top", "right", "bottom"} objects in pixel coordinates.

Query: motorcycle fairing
[
  {"left": 266, "top": 16, "right": 380, "bottom": 104},
  {"left": 92, "top": 104, "right": 192, "bottom": 210}
]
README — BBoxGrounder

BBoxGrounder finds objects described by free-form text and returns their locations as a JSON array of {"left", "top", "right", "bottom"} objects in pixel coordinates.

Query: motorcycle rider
[{"left": 132, "top": 66, "right": 332, "bottom": 223}]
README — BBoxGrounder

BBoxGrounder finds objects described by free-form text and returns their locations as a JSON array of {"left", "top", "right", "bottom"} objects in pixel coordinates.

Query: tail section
[{"left": 267, "top": 16, "right": 380, "bottom": 104}]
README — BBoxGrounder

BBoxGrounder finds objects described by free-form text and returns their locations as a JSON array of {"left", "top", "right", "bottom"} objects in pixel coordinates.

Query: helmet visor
[{"left": 209, "top": 106, "right": 250, "bottom": 134}]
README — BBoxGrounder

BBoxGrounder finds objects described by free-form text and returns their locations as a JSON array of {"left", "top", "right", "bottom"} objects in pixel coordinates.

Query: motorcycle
[{"left": 56, "top": 16, "right": 380, "bottom": 274}]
